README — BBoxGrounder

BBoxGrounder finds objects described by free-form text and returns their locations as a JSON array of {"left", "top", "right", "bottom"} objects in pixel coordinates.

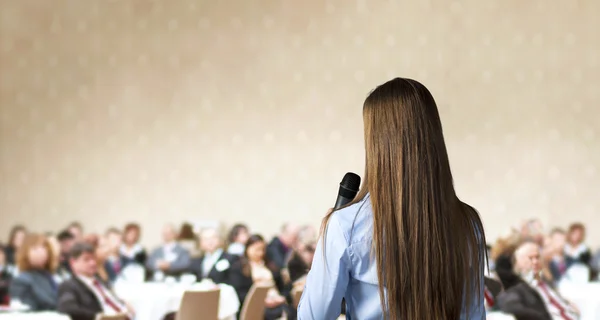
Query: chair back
[
  {"left": 175, "top": 289, "right": 220, "bottom": 320},
  {"left": 95, "top": 315, "right": 129, "bottom": 320},
  {"left": 239, "top": 284, "right": 271, "bottom": 320},
  {"left": 292, "top": 288, "right": 303, "bottom": 309}
]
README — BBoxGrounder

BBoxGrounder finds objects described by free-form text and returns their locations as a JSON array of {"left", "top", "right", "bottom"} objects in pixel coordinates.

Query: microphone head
[{"left": 340, "top": 172, "right": 361, "bottom": 192}]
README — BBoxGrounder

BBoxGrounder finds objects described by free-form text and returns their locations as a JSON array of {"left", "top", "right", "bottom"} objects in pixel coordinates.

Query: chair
[
  {"left": 175, "top": 289, "right": 221, "bottom": 320},
  {"left": 239, "top": 284, "right": 272, "bottom": 320},
  {"left": 95, "top": 314, "right": 129, "bottom": 320},
  {"left": 292, "top": 288, "right": 303, "bottom": 309}
]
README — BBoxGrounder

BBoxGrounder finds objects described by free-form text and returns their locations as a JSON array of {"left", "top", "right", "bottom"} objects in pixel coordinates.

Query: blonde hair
[{"left": 16, "top": 233, "right": 58, "bottom": 272}]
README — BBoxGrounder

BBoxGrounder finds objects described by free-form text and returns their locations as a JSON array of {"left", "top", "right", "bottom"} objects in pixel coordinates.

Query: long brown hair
[
  {"left": 322, "top": 78, "right": 486, "bottom": 319},
  {"left": 16, "top": 233, "right": 58, "bottom": 272}
]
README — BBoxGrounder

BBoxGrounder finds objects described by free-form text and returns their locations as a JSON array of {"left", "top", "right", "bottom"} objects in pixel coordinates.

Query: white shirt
[
  {"left": 201, "top": 249, "right": 223, "bottom": 278},
  {"left": 564, "top": 243, "right": 588, "bottom": 259},
  {"left": 120, "top": 243, "right": 143, "bottom": 259},
  {"left": 162, "top": 242, "right": 178, "bottom": 263},
  {"left": 531, "top": 279, "right": 579, "bottom": 320},
  {"left": 227, "top": 243, "right": 245, "bottom": 256},
  {"left": 77, "top": 275, "right": 127, "bottom": 315}
]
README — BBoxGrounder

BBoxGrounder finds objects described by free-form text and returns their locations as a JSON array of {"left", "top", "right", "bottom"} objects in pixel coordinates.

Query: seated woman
[
  {"left": 120, "top": 223, "right": 147, "bottom": 266},
  {"left": 9, "top": 233, "right": 58, "bottom": 311},
  {"left": 229, "top": 235, "right": 296, "bottom": 320},
  {"left": 226, "top": 224, "right": 249, "bottom": 256},
  {"left": 4, "top": 225, "right": 26, "bottom": 267},
  {"left": 564, "top": 223, "right": 592, "bottom": 268}
]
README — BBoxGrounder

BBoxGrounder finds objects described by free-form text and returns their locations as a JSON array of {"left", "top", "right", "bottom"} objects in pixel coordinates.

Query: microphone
[{"left": 333, "top": 172, "right": 361, "bottom": 209}]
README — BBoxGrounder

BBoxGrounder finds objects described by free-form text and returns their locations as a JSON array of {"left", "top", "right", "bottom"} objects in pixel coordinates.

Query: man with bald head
[
  {"left": 497, "top": 241, "right": 579, "bottom": 320},
  {"left": 189, "top": 228, "right": 237, "bottom": 284},
  {"left": 267, "top": 223, "right": 300, "bottom": 270},
  {"left": 146, "top": 224, "right": 191, "bottom": 277}
]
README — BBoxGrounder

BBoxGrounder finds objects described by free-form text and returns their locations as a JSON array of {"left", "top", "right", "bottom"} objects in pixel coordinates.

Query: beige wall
[{"left": 1, "top": 0, "right": 599, "bottom": 247}]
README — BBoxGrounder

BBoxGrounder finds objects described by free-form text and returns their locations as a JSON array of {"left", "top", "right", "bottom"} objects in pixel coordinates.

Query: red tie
[
  {"left": 92, "top": 280, "right": 122, "bottom": 313},
  {"left": 114, "top": 260, "right": 121, "bottom": 274},
  {"left": 483, "top": 288, "right": 494, "bottom": 307},
  {"left": 538, "top": 282, "right": 573, "bottom": 320}
]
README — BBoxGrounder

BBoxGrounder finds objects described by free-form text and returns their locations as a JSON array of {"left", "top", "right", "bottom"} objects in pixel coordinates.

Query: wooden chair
[
  {"left": 292, "top": 288, "right": 303, "bottom": 309},
  {"left": 239, "top": 284, "right": 272, "bottom": 320},
  {"left": 95, "top": 314, "right": 129, "bottom": 320},
  {"left": 175, "top": 289, "right": 221, "bottom": 320}
]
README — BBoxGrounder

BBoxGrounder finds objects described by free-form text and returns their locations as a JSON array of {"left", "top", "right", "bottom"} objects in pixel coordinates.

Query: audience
[
  {"left": 57, "top": 242, "right": 133, "bottom": 320},
  {"left": 1, "top": 217, "right": 596, "bottom": 319},
  {"left": 4, "top": 225, "right": 26, "bottom": 266},
  {"left": 564, "top": 223, "right": 592, "bottom": 268},
  {"left": 266, "top": 223, "right": 299, "bottom": 270},
  {"left": 9, "top": 233, "right": 58, "bottom": 311},
  {"left": 226, "top": 223, "right": 250, "bottom": 256},
  {"left": 189, "top": 228, "right": 237, "bottom": 284},
  {"left": 146, "top": 224, "right": 191, "bottom": 277},
  {"left": 120, "top": 223, "right": 146, "bottom": 266},
  {"left": 229, "top": 234, "right": 296, "bottom": 320}
]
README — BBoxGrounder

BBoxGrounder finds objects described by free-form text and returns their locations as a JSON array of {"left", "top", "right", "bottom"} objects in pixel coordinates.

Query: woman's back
[
  {"left": 298, "top": 78, "right": 486, "bottom": 319},
  {"left": 298, "top": 195, "right": 485, "bottom": 319}
]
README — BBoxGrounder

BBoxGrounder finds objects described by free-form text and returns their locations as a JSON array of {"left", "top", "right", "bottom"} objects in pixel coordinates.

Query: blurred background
[{"left": 0, "top": 0, "right": 599, "bottom": 319}]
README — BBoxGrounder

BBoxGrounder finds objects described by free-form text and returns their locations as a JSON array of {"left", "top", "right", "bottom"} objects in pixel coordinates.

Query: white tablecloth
[
  {"left": 114, "top": 282, "right": 240, "bottom": 320},
  {"left": 0, "top": 312, "right": 70, "bottom": 320},
  {"left": 559, "top": 282, "right": 600, "bottom": 320},
  {"left": 486, "top": 312, "right": 515, "bottom": 320}
]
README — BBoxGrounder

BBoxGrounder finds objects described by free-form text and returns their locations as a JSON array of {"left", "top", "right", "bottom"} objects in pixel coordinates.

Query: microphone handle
[{"left": 334, "top": 196, "right": 353, "bottom": 210}]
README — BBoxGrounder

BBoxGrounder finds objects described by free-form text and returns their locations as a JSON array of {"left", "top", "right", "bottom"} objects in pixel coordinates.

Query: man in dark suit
[
  {"left": 266, "top": 224, "right": 299, "bottom": 269},
  {"left": 57, "top": 242, "right": 133, "bottom": 320},
  {"left": 496, "top": 241, "right": 579, "bottom": 320},
  {"left": 57, "top": 230, "right": 75, "bottom": 276},
  {"left": 189, "top": 228, "right": 237, "bottom": 284}
]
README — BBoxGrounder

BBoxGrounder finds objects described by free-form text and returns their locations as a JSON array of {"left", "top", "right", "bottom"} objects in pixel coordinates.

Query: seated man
[
  {"left": 57, "top": 242, "right": 134, "bottom": 320},
  {"left": 146, "top": 224, "right": 191, "bottom": 278},
  {"left": 189, "top": 228, "right": 237, "bottom": 284},
  {"left": 497, "top": 241, "right": 579, "bottom": 320}
]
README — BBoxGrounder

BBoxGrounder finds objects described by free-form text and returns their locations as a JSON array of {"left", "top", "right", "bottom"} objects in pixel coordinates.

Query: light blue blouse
[{"left": 297, "top": 195, "right": 485, "bottom": 320}]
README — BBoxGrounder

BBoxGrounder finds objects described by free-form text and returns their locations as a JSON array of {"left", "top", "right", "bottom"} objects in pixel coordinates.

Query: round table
[
  {"left": 0, "top": 312, "right": 70, "bottom": 320},
  {"left": 114, "top": 282, "right": 240, "bottom": 320},
  {"left": 559, "top": 282, "right": 600, "bottom": 320},
  {"left": 487, "top": 312, "right": 516, "bottom": 320}
]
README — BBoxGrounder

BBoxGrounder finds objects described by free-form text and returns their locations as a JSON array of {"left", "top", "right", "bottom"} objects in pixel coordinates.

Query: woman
[
  {"left": 178, "top": 223, "right": 199, "bottom": 255},
  {"left": 229, "top": 234, "right": 295, "bottom": 320},
  {"left": 564, "top": 222, "right": 591, "bottom": 268},
  {"left": 120, "top": 223, "right": 147, "bottom": 265},
  {"left": 298, "top": 78, "right": 487, "bottom": 319},
  {"left": 4, "top": 225, "right": 26, "bottom": 266},
  {"left": 226, "top": 224, "right": 250, "bottom": 256},
  {"left": 9, "top": 233, "right": 58, "bottom": 310}
]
